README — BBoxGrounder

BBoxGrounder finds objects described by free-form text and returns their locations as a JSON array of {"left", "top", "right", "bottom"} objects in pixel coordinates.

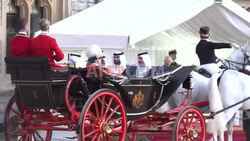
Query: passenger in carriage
[
  {"left": 10, "top": 18, "right": 32, "bottom": 57},
  {"left": 30, "top": 19, "right": 64, "bottom": 69},
  {"left": 85, "top": 44, "right": 107, "bottom": 92},
  {"left": 196, "top": 26, "right": 232, "bottom": 75},
  {"left": 125, "top": 52, "right": 152, "bottom": 78},
  {"left": 86, "top": 44, "right": 104, "bottom": 67},
  {"left": 163, "top": 56, "right": 180, "bottom": 72},
  {"left": 168, "top": 49, "right": 179, "bottom": 66},
  {"left": 109, "top": 51, "right": 127, "bottom": 75},
  {"left": 153, "top": 56, "right": 180, "bottom": 76}
]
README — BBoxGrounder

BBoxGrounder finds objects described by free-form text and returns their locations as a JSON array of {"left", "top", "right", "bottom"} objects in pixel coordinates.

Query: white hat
[{"left": 86, "top": 44, "right": 103, "bottom": 59}]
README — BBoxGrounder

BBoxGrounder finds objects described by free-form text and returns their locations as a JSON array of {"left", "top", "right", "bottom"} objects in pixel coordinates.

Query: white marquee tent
[{"left": 49, "top": 0, "right": 250, "bottom": 66}]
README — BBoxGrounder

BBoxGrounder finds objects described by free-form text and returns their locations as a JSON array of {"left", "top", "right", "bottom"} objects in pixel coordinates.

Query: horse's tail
[{"left": 207, "top": 72, "right": 227, "bottom": 134}]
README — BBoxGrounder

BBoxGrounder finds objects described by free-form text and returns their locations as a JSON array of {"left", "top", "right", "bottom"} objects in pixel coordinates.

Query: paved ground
[
  {"left": 0, "top": 131, "right": 246, "bottom": 141},
  {"left": 0, "top": 132, "right": 4, "bottom": 141},
  {"left": 0, "top": 74, "right": 14, "bottom": 141}
]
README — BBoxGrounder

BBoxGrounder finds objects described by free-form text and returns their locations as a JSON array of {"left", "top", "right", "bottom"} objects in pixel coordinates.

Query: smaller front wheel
[
  {"left": 173, "top": 106, "right": 206, "bottom": 141},
  {"left": 79, "top": 89, "right": 127, "bottom": 141}
]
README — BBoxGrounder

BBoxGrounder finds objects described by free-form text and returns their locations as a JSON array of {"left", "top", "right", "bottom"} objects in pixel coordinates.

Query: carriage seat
[{"left": 5, "top": 56, "right": 69, "bottom": 108}]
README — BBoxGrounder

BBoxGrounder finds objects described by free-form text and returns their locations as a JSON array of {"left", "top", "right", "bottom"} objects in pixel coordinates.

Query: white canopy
[
  {"left": 49, "top": 0, "right": 250, "bottom": 65},
  {"left": 136, "top": 0, "right": 250, "bottom": 65},
  {"left": 50, "top": 0, "right": 215, "bottom": 48}
]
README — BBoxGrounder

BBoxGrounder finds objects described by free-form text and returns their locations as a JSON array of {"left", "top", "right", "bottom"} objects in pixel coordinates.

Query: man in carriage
[
  {"left": 10, "top": 18, "right": 31, "bottom": 57},
  {"left": 31, "top": 19, "right": 65, "bottom": 70},
  {"left": 125, "top": 52, "right": 152, "bottom": 78},
  {"left": 108, "top": 51, "right": 127, "bottom": 75}
]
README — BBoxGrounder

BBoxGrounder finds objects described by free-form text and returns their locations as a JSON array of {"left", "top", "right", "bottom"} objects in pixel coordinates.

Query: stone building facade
[{"left": 0, "top": 0, "right": 101, "bottom": 75}]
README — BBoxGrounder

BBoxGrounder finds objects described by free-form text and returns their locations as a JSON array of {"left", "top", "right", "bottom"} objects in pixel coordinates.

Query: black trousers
[{"left": 243, "top": 111, "right": 250, "bottom": 140}]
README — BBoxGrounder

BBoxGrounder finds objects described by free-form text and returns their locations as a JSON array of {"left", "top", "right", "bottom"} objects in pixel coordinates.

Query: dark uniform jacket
[{"left": 196, "top": 39, "right": 231, "bottom": 65}]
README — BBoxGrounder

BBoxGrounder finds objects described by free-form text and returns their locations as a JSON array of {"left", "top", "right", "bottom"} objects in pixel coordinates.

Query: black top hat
[
  {"left": 199, "top": 26, "right": 210, "bottom": 35},
  {"left": 168, "top": 49, "right": 177, "bottom": 55},
  {"left": 137, "top": 52, "right": 148, "bottom": 56}
]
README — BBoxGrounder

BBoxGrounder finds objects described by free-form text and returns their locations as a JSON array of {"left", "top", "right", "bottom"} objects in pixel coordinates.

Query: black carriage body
[
  {"left": 113, "top": 78, "right": 163, "bottom": 114},
  {"left": 5, "top": 57, "right": 68, "bottom": 108},
  {"left": 102, "top": 66, "right": 194, "bottom": 118}
]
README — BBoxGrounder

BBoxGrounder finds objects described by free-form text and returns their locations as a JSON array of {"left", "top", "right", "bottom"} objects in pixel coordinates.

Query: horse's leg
[
  {"left": 220, "top": 106, "right": 241, "bottom": 141},
  {"left": 227, "top": 114, "right": 236, "bottom": 141},
  {"left": 208, "top": 133, "right": 218, "bottom": 141},
  {"left": 219, "top": 131, "right": 224, "bottom": 141}
]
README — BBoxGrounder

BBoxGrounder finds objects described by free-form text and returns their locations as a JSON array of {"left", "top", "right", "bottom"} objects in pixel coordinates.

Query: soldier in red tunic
[
  {"left": 10, "top": 18, "right": 31, "bottom": 57},
  {"left": 31, "top": 19, "right": 64, "bottom": 69}
]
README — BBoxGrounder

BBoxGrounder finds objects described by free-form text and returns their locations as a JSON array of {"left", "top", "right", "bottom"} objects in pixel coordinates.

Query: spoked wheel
[
  {"left": 79, "top": 89, "right": 127, "bottom": 141},
  {"left": 65, "top": 75, "right": 89, "bottom": 115},
  {"left": 173, "top": 106, "right": 206, "bottom": 141},
  {"left": 4, "top": 95, "right": 52, "bottom": 141}
]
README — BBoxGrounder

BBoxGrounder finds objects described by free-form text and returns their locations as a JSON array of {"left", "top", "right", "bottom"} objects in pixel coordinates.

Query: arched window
[
  {"left": 6, "top": 0, "right": 20, "bottom": 57},
  {"left": 30, "top": 0, "right": 43, "bottom": 37}
]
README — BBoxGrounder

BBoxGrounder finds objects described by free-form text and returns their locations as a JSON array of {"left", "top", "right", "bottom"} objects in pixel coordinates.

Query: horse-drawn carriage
[{"left": 4, "top": 56, "right": 207, "bottom": 141}]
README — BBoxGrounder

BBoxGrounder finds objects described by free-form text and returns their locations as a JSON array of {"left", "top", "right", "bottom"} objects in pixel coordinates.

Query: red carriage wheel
[
  {"left": 173, "top": 106, "right": 206, "bottom": 141},
  {"left": 4, "top": 95, "right": 52, "bottom": 141},
  {"left": 65, "top": 75, "right": 88, "bottom": 116},
  {"left": 79, "top": 89, "right": 127, "bottom": 141}
]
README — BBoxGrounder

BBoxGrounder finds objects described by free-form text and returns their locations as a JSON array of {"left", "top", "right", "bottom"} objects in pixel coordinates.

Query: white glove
[
  {"left": 231, "top": 43, "right": 240, "bottom": 48},
  {"left": 245, "top": 65, "right": 250, "bottom": 72}
]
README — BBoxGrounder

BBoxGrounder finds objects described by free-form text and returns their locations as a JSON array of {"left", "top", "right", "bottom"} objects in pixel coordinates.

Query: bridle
[{"left": 221, "top": 46, "right": 250, "bottom": 71}]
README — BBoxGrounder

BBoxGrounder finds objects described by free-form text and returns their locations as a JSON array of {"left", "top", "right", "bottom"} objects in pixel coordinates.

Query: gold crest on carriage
[{"left": 132, "top": 90, "right": 144, "bottom": 108}]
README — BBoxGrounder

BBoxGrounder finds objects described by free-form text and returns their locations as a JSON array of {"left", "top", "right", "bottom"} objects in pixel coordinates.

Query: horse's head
[{"left": 226, "top": 42, "right": 250, "bottom": 71}]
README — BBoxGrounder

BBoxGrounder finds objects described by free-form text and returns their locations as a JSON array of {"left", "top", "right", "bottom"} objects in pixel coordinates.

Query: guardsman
[
  {"left": 196, "top": 26, "right": 232, "bottom": 75},
  {"left": 86, "top": 44, "right": 104, "bottom": 67},
  {"left": 85, "top": 44, "right": 106, "bottom": 92},
  {"left": 10, "top": 18, "right": 31, "bottom": 57},
  {"left": 31, "top": 19, "right": 64, "bottom": 69}
]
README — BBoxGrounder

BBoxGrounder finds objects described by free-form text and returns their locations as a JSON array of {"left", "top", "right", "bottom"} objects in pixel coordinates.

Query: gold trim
[{"left": 132, "top": 90, "right": 144, "bottom": 108}]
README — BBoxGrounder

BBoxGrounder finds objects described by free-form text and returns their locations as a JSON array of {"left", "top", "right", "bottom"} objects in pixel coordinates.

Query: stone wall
[{"left": 71, "top": 0, "right": 103, "bottom": 14}]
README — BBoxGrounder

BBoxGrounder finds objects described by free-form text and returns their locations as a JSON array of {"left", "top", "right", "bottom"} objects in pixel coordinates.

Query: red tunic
[
  {"left": 10, "top": 35, "right": 31, "bottom": 57},
  {"left": 31, "top": 34, "right": 64, "bottom": 69}
]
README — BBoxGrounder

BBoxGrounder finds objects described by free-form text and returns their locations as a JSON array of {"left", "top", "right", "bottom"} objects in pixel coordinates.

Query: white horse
[
  {"left": 208, "top": 42, "right": 250, "bottom": 141},
  {"left": 208, "top": 69, "right": 250, "bottom": 141},
  {"left": 157, "top": 71, "right": 210, "bottom": 112},
  {"left": 157, "top": 43, "right": 250, "bottom": 140}
]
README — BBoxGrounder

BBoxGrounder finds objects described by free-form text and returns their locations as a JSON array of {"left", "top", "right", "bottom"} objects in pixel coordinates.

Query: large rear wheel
[
  {"left": 4, "top": 95, "right": 52, "bottom": 141},
  {"left": 79, "top": 89, "right": 127, "bottom": 141},
  {"left": 172, "top": 106, "right": 206, "bottom": 141},
  {"left": 65, "top": 75, "right": 89, "bottom": 116}
]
